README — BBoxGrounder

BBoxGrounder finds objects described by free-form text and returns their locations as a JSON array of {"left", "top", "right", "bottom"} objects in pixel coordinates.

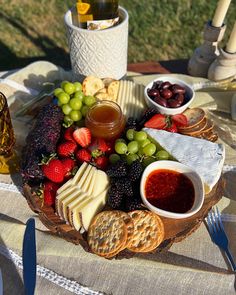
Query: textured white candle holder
[
  {"left": 64, "top": 7, "right": 129, "bottom": 81},
  {"left": 208, "top": 48, "right": 236, "bottom": 81},
  {"left": 188, "top": 21, "right": 226, "bottom": 78}
]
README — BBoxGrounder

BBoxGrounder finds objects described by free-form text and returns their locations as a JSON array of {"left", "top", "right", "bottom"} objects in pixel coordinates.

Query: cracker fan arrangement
[{"left": 21, "top": 76, "right": 225, "bottom": 258}]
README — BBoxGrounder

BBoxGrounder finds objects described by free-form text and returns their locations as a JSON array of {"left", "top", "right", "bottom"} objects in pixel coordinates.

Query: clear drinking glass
[{"left": 0, "top": 92, "right": 18, "bottom": 174}]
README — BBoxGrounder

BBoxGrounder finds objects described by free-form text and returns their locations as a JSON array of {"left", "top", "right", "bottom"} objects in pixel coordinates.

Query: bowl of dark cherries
[{"left": 144, "top": 77, "right": 195, "bottom": 115}]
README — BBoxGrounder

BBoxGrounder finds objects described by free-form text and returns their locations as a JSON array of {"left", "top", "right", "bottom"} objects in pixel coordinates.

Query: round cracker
[
  {"left": 87, "top": 211, "right": 127, "bottom": 257},
  {"left": 127, "top": 210, "right": 164, "bottom": 253},
  {"left": 114, "top": 211, "right": 135, "bottom": 248}
]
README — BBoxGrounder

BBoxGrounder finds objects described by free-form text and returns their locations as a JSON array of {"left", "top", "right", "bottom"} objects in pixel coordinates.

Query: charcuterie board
[{"left": 21, "top": 76, "right": 225, "bottom": 257}]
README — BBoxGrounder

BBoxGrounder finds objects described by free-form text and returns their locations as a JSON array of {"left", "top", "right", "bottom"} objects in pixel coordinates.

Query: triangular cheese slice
[
  {"left": 92, "top": 169, "right": 109, "bottom": 197},
  {"left": 56, "top": 186, "right": 77, "bottom": 218},
  {"left": 144, "top": 128, "right": 225, "bottom": 192},
  {"left": 79, "top": 189, "right": 108, "bottom": 231}
]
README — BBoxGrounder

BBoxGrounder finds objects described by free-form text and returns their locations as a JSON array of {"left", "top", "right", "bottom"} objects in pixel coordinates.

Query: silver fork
[{"left": 205, "top": 207, "right": 236, "bottom": 272}]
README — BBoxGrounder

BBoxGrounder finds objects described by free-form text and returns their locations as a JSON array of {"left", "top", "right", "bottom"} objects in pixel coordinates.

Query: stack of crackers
[
  {"left": 87, "top": 210, "right": 164, "bottom": 258},
  {"left": 178, "top": 108, "right": 218, "bottom": 142},
  {"left": 82, "top": 76, "right": 120, "bottom": 102}
]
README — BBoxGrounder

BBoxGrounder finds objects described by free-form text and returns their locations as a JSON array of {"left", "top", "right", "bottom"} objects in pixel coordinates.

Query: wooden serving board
[{"left": 23, "top": 177, "right": 224, "bottom": 254}]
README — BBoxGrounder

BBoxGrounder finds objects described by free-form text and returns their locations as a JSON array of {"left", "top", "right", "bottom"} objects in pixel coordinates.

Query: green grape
[
  {"left": 156, "top": 150, "right": 170, "bottom": 160},
  {"left": 57, "top": 100, "right": 62, "bottom": 107},
  {"left": 142, "top": 157, "right": 156, "bottom": 168},
  {"left": 115, "top": 142, "right": 128, "bottom": 155},
  {"left": 115, "top": 138, "right": 126, "bottom": 144},
  {"left": 60, "top": 81, "right": 69, "bottom": 89},
  {"left": 74, "top": 82, "right": 82, "bottom": 92},
  {"left": 139, "top": 139, "right": 151, "bottom": 148},
  {"left": 81, "top": 105, "right": 89, "bottom": 117},
  {"left": 109, "top": 154, "right": 121, "bottom": 164},
  {"left": 69, "top": 110, "right": 82, "bottom": 122},
  {"left": 127, "top": 141, "right": 139, "bottom": 154},
  {"left": 54, "top": 88, "right": 63, "bottom": 97},
  {"left": 126, "top": 129, "right": 136, "bottom": 141},
  {"left": 73, "top": 91, "right": 84, "bottom": 100},
  {"left": 134, "top": 131, "right": 147, "bottom": 142},
  {"left": 69, "top": 98, "right": 82, "bottom": 110},
  {"left": 62, "top": 104, "right": 72, "bottom": 115},
  {"left": 83, "top": 95, "right": 96, "bottom": 107},
  {"left": 143, "top": 143, "right": 156, "bottom": 156},
  {"left": 126, "top": 154, "right": 139, "bottom": 165},
  {"left": 63, "top": 82, "right": 75, "bottom": 95},
  {"left": 64, "top": 115, "right": 73, "bottom": 125},
  {"left": 58, "top": 92, "right": 70, "bottom": 105}
]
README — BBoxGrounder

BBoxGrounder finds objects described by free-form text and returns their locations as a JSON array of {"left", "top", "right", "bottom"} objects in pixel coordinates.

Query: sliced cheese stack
[
  {"left": 143, "top": 128, "right": 225, "bottom": 193},
  {"left": 56, "top": 162, "right": 109, "bottom": 232},
  {"left": 117, "top": 80, "right": 147, "bottom": 119}
]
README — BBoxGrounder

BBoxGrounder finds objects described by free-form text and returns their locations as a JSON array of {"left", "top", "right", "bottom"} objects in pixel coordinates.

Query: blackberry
[
  {"left": 125, "top": 117, "right": 138, "bottom": 131},
  {"left": 112, "top": 178, "right": 133, "bottom": 197},
  {"left": 107, "top": 160, "right": 128, "bottom": 178},
  {"left": 128, "top": 160, "right": 143, "bottom": 182},
  {"left": 125, "top": 198, "right": 143, "bottom": 212},
  {"left": 137, "top": 108, "right": 159, "bottom": 128},
  {"left": 107, "top": 185, "right": 124, "bottom": 209}
]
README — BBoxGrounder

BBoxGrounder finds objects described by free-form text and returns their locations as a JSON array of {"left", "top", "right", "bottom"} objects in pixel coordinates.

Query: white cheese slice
[
  {"left": 117, "top": 80, "right": 147, "bottom": 119},
  {"left": 92, "top": 169, "right": 109, "bottom": 197},
  {"left": 61, "top": 189, "right": 84, "bottom": 221},
  {"left": 79, "top": 189, "right": 108, "bottom": 231},
  {"left": 56, "top": 186, "right": 77, "bottom": 218},
  {"left": 56, "top": 178, "right": 73, "bottom": 195},
  {"left": 144, "top": 128, "right": 225, "bottom": 192},
  {"left": 69, "top": 194, "right": 92, "bottom": 230}
]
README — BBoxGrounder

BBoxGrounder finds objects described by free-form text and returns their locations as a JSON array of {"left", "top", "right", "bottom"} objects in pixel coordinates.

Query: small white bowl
[
  {"left": 144, "top": 76, "right": 195, "bottom": 115},
  {"left": 140, "top": 160, "right": 204, "bottom": 219}
]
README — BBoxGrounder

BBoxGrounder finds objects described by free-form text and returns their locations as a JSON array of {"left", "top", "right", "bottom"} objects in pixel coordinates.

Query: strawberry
[
  {"left": 43, "top": 181, "right": 60, "bottom": 206},
  {"left": 144, "top": 114, "right": 167, "bottom": 129},
  {"left": 171, "top": 114, "right": 188, "bottom": 127},
  {"left": 63, "top": 126, "right": 76, "bottom": 142},
  {"left": 73, "top": 127, "right": 91, "bottom": 147},
  {"left": 94, "top": 156, "right": 109, "bottom": 170},
  {"left": 166, "top": 122, "right": 178, "bottom": 133},
  {"left": 42, "top": 158, "right": 65, "bottom": 183},
  {"left": 61, "top": 158, "right": 77, "bottom": 178},
  {"left": 88, "top": 138, "right": 109, "bottom": 158},
  {"left": 76, "top": 149, "right": 92, "bottom": 163},
  {"left": 57, "top": 141, "right": 77, "bottom": 158}
]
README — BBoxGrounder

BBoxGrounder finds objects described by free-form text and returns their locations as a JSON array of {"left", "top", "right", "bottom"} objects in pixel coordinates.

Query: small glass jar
[{"left": 85, "top": 100, "right": 125, "bottom": 140}]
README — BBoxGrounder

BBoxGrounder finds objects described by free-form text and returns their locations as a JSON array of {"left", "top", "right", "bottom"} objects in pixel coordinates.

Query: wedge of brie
[{"left": 144, "top": 128, "right": 225, "bottom": 192}]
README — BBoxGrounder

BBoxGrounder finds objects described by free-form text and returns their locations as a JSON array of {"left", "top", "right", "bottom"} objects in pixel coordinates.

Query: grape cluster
[
  {"left": 107, "top": 160, "right": 144, "bottom": 211},
  {"left": 108, "top": 129, "right": 170, "bottom": 167},
  {"left": 53, "top": 81, "right": 96, "bottom": 126}
]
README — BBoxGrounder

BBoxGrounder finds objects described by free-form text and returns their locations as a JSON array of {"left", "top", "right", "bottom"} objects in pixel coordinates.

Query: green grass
[{"left": 0, "top": 0, "right": 235, "bottom": 71}]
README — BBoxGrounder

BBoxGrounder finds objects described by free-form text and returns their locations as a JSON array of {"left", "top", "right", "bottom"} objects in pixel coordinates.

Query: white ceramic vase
[{"left": 64, "top": 7, "right": 129, "bottom": 81}]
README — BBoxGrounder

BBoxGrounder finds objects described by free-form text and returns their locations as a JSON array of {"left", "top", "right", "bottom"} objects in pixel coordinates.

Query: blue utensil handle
[{"left": 225, "top": 248, "right": 236, "bottom": 272}]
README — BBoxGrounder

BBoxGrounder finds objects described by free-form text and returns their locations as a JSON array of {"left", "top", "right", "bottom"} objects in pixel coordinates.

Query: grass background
[{"left": 0, "top": 0, "right": 235, "bottom": 71}]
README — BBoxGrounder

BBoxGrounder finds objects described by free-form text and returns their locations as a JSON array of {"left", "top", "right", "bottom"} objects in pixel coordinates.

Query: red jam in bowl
[{"left": 144, "top": 169, "right": 195, "bottom": 213}]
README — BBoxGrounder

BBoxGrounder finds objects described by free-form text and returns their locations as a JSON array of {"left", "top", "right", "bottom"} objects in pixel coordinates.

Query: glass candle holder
[{"left": 0, "top": 92, "right": 18, "bottom": 174}]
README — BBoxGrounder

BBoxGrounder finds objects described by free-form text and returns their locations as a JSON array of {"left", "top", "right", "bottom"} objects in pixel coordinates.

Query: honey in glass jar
[{"left": 85, "top": 100, "right": 125, "bottom": 140}]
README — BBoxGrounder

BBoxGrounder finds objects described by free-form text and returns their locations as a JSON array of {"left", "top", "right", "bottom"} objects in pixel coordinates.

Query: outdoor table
[{"left": 0, "top": 60, "right": 235, "bottom": 295}]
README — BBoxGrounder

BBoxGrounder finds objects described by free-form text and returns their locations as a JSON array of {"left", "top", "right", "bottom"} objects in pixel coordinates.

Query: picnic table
[{"left": 0, "top": 60, "right": 235, "bottom": 295}]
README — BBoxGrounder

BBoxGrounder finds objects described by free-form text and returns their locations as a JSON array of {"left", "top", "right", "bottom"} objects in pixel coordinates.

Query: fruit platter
[{"left": 21, "top": 76, "right": 225, "bottom": 258}]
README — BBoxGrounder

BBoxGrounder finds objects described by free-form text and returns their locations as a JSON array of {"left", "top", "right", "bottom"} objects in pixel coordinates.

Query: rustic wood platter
[{"left": 23, "top": 177, "right": 224, "bottom": 254}]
